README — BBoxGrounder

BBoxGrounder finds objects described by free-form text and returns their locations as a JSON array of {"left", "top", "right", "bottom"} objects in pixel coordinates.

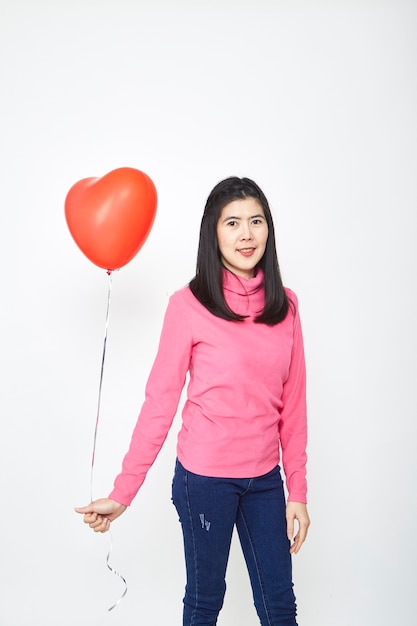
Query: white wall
[{"left": 1, "top": 1, "right": 416, "bottom": 624}]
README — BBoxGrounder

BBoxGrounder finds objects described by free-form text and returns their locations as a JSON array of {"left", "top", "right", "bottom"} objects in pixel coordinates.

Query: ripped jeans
[{"left": 172, "top": 460, "right": 297, "bottom": 626}]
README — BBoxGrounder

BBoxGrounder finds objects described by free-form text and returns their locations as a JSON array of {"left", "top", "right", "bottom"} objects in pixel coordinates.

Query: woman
[{"left": 76, "top": 176, "right": 310, "bottom": 626}]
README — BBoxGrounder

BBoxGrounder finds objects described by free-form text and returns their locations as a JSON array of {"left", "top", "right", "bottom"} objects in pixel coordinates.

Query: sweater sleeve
[
  {"left": 279, "top": 291, "right": 308, "bottom": 503},
  {"left": 109, "top": 291, "right": 193, "bottom": 506}
]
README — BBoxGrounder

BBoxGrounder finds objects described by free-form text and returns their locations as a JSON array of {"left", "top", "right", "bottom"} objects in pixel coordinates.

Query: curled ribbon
[
  {"left": 107, "top": 531, "right": 128, "bottom": 611},
  {"left": 91, "top": 270, "right": 128, "bottom": 611}
]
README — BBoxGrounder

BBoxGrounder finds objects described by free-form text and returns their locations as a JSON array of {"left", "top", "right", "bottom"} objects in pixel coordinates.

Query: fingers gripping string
[{"left": 91, "top": 270, "right": 128, "bottom": 611}]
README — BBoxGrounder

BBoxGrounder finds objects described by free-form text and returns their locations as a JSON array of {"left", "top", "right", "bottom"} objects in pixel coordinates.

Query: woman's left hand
[{"left": 286, "top": 502, "right": 310, "bottom": 554}]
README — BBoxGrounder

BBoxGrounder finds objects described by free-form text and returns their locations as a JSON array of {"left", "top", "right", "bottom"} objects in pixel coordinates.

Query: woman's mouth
[{"left": 238, "top": 247, "right": 255, "bottom": 257}]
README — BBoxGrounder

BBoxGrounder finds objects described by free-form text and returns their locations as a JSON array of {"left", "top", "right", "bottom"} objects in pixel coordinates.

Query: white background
[{"left": 1, "top": 1, "right": 416, "bottom": 624}]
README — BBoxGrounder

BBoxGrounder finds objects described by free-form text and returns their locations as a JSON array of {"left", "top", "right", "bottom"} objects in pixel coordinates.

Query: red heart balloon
[{"left": 65, "top": 167, "right": 157, "bottom": 270}]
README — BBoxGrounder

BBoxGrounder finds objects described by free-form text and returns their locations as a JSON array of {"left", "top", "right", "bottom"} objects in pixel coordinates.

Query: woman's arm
[
  {"left": 279, "top": 292, "right": 308, "bottom": 504},
  {"left": 109, "top": 291, "right": 193, "bottom": 505}
]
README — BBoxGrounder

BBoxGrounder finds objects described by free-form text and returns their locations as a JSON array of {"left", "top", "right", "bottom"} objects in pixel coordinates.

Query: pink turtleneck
[{"left": 109, "top": 270, "right": 307, "bottom": 506}]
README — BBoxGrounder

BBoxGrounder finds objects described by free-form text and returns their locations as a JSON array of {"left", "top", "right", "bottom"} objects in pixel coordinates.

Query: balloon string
[
  {"left": 90, "top": 269, "right": 128, "bottom": 611},
  {"left": 107, "top": 530, "right": 128, "bottom": 611},
  {"left": 90, "top": 269, "right": 113, "bottom": 502}
]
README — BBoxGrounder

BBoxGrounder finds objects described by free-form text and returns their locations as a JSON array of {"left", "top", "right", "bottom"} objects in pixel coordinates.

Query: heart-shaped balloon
[{"left": 65, "top": 167, "right": 157, "bottom": 270}]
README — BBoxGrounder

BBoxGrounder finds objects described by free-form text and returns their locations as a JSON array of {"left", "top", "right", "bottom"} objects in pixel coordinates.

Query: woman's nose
[{"left": 240, "top": 224, "right": 253, "bottom": 240}]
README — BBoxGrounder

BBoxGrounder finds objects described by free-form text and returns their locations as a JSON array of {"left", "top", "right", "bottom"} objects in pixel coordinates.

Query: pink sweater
[{"left": 109, "top": 269, "right": 308, "bottom": 506}]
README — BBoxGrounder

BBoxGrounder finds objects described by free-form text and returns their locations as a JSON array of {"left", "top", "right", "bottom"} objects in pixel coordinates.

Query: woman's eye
[{"left": 227, "top": 220, "right": 237, "bottom": 227}]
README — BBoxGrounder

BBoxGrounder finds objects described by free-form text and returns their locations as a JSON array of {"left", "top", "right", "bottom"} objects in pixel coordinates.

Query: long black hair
[{"left": 189, "top": 176, "right": 289, "bottom": 326}]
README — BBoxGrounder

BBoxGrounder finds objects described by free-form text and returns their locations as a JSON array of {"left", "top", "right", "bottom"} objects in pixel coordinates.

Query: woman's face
[{"left": 216, "top": 197, "right": 268, "bottom": 279}]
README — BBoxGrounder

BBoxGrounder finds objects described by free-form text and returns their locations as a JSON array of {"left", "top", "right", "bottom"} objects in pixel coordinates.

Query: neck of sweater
[{"left": 222, "top": 268, "right": 264, "bottom": 317}]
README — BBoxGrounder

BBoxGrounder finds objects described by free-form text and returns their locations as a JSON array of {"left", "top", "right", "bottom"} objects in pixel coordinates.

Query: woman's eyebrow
[
  {"left": 221, "top": 214, "right": 240, "bottom": 222},
  {"left": 221, "top": 213, "right": 265, "bottom": 222}
]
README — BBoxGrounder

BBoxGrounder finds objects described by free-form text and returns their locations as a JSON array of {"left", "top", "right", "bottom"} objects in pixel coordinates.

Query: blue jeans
[{"left": 172, "top": 460, "right": 297, "bottom": 626}]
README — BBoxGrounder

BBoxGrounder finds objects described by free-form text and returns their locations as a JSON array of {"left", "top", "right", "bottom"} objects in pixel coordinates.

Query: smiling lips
[{"left": 238, "top": 247, "right": 256, "bottom": 257}]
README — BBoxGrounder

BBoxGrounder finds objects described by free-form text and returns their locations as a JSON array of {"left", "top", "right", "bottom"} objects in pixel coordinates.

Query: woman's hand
[
  {"left": 74, "top": 498, "right": 127, "bottom": 533},
  {"left": 286, "top": 502, "right": 310, "bottom": 554}
]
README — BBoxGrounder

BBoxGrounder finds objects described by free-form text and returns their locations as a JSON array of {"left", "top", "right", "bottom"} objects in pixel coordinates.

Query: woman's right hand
[{"left": 74, "top": 498, "right": 127, "bottom": 533}]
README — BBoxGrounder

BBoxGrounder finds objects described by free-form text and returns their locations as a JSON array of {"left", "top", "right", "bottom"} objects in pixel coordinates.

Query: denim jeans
[{"left": 172, "top": 460, "right": 297, "bottom": 626}]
